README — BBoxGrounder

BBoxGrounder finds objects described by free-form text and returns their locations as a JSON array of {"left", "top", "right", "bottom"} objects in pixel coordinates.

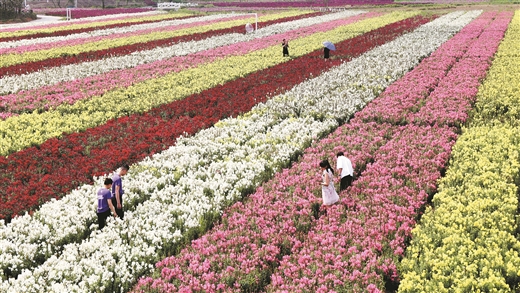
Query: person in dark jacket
[
  {"left": 112, "top": 164, "right": 129, "bottom": 220},
  {"left": 282, "top": 39, "right": 289, "bottom": 57}
]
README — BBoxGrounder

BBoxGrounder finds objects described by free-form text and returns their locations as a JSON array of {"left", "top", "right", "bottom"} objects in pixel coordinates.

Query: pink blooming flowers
[
  {"left": 268, "top": 11, "right": 511, "bottom": 292},
  {"left": 133, "top": 11, "right": 509, "bottom": 293}
]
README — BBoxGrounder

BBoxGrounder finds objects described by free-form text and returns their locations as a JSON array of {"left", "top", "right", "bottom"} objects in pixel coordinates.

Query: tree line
[{"left": 1, "top": 0, "right": 33, "bottom": 20}]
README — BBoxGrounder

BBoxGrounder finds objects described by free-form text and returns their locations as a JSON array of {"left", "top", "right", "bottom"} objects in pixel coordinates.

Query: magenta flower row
[
  {"left": 268, "top": 124, "right": 457, "bottom": 292},
  {"left": 211, "top": 0, "right": 392, "bottom": 8},
  {"left": 357, "top": 12, "right": 510, "bottom": 126}
]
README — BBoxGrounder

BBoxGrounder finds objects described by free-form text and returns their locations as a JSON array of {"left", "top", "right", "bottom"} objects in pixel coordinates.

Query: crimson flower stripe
[
  {"left": 0, "top": 15, "right": 432, "bottom": 222},
  {"left": 0, "top": 12, "right": 321, "bottom": 78}
]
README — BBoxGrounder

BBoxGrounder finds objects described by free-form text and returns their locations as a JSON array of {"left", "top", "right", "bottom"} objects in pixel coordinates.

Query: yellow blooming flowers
[{"left": 399, "top": 10, "right": 520, "bottom": 293}]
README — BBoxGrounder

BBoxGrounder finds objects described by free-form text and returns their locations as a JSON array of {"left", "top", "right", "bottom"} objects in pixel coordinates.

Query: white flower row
[
  {"left": 0, "top": 9, "right": 366, "bottom": 280},
  {"left": 0, "top": 10, "right": 164, "bottom": 31},
  {"left": 0, "top": 13, "right": 250, "bottom": 50},
  {"left": 0, "top": 10, "right": 480, "bottom": 292},
  {"left": 0, "top": 10, "right": 363, "bottom": 95}
]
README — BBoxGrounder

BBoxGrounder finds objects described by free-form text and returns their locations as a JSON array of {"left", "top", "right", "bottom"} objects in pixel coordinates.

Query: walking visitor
[
  {"left": 97, "top": 178, "right": 117, "bottom": 230},
  {"left": 112, "top": 164, "right": 129, "bottom": 220},
  {"left": 336, "top": 151, "right": 354, "bottom": 191},
  {"left": 282, "top": 38, "right": 289, "bottom": 57},
  {"left": 320, "top": 160, "right": 339, "bottom": 206},
  {"left": 324, "top": 47, "right": 330, "bottom": 59}
]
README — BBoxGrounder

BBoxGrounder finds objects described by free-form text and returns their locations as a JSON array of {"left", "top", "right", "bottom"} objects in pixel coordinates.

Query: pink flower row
[
  {"left": 191, "top": 7, "right": 291, "bottom": 12},
  {"left": 265, "top": 11, "right": 512, "bottom": 292},
  {"left": 356, "top": 11, "right": 511, "bottom": 127},
  {"left": 0, "top": 13, "right": 376, "bottom": 118},
  {"left": 131, "top": 11, "right": 510, "bottom": 293},
  {"left": 133, "top": 120, "right": 397, "bottom": 293},
  {"left": 411, "top": 12, "right": 512, "bottom": 127},
  {"left": 268, "top": 124, "right": 457, "bottom": 292},
  {"left": 0, "top": 14, "right": 251, "bottom": 55},
  {"left": 212, "top": 0, "right": 392, "bottom": 8}
]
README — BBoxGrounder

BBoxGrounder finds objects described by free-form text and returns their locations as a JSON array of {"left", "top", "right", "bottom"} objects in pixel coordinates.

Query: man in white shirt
[{"left": 336, "top": 151, "right": 353, "bottom": 191}]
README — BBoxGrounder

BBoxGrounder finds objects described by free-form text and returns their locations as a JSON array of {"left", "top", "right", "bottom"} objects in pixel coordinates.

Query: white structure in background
[
  {"left": 66, "top": 7, "right": 72, "bottom": 20},
  {"left": 244, "top": 13, "right": 258, "bottom": 32},
  {"left": 65, "top": 0, "right": 77, "bottom": 20},
  {"left": 157, "top": 2, "right": 198, "bottom": 10}
]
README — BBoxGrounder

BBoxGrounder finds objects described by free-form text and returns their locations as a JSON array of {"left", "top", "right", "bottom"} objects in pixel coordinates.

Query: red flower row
[
  {"left": 0, "top": 13, "right": 321, "bottom": 78},
  {"left": 0, "top": 15, "right": 196, "bottom": 43},
  {"left": 0, "top": 16, "right": 432, "bottom": 222}
]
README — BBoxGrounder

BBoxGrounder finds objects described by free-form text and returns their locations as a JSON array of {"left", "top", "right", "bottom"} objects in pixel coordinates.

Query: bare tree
[{"left": 48, "top": 0, "right": 64, "bottom": 8}]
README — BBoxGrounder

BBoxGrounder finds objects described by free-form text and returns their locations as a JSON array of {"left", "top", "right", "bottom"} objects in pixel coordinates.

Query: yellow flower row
[
  {"left": 0, "top": 11, "right": 419, "bottom": 156},
  {"left": 471, "top": 11, "right": 520, "bottom": 126},
  {"left": 0, "top": 10, "right": 309, "bottom": 68},
  {"left": 398, "top": 126, "right": 520, "bottom": 293},
  {"left": 0, "top": 12, "right": 193, "bottom": 38},
  {"left": 398, "top": 11, "right": 520, "bottom": 293}
]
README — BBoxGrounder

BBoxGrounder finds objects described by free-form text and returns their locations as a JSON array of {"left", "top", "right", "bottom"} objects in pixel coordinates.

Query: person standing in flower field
[
  {"left": 282, "top": 39, "right": 289, "bottom": 57},
  {"left": 324, "top": 47, "right": 330, "bottom": 59},
  {"left": 112, "top": 164, "right": 129, "bottom": 220},
  {"left": 97, "top": 178, "right": 118, "bottom": 230},
  {"left": 336, "top": 151, "right": 353, "bottom": 192},
  {"left": 320, "top": 160, "right": 339, "bottom": 206}
]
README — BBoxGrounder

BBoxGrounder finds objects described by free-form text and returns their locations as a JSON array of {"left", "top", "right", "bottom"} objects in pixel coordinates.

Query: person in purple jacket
[
  {"left": 112, "top": 164, "right": 129, "bottom": 220},
  {"left": 97, "top": 178, "right": 117, "bottom": 230}
]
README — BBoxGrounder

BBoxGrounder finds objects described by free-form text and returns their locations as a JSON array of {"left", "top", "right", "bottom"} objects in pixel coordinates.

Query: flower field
[
  {"left": 1, "top": 6, "right": 520, "bottom": 293},
  {"left": 0, "top": 11, "right": 183, "bottom": 42},
  {"left": 398, "top": 10, "right": 520, "bottom": 292},
  {"left": 40, "top": 8, "right": 156, "bottom": 19}
]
